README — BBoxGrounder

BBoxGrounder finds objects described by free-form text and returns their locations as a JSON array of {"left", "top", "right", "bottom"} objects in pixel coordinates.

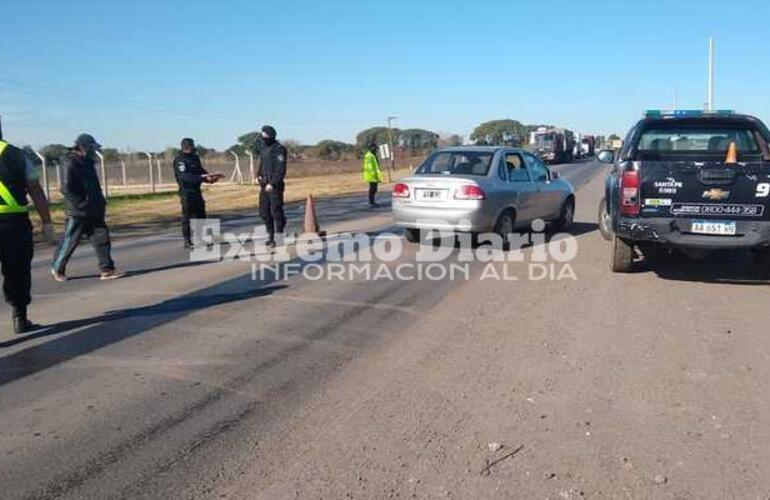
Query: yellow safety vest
[{"left": 0, "top": 141, "right": 29, "bottom": 214}]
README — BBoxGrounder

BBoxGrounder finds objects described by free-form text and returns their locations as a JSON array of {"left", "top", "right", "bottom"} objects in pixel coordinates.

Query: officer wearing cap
[
  {"left": 257, "top": 125, "right": 287, "bottom": 247},
  {"left": 173, "top": 138, "right": 222, "bottom": 248},
  {"left": 51, "top": 134, "right": 124, "bottom": 282},
  {"left": 0, "top": 134, "right": 55, "bottom": 333}
]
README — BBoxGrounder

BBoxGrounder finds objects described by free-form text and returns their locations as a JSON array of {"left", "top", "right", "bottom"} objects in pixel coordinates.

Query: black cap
[
  {"left": 261, "top": 125, "right": 277, "bottom": 139},
  {"left": 181, "top": 137, "right": 195, "bottom": 150},
  {"left": 75, "top": 133, "right": 102, "bottom": 150}
]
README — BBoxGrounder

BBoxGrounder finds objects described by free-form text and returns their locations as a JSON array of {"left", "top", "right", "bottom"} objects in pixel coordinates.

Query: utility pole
[
  {"left": 386, "top": 116, "right": 398, "bottom": 183},
  {"left": 708, "top": 36, "right": 715, "bottom": 111}
]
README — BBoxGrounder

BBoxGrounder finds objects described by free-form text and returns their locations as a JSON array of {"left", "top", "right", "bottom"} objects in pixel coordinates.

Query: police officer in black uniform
[
  {"left": 0, "top": 134, "right": 56, "bottom": 333},
  {"left": 51, "top": 134, "right": 124, "bottom": 282},
  {"left": 257, "top": 125, "right": 287, "bottom": 247},
  {"left": 173, "top": 138, "right": 222, "bottom": 248}
]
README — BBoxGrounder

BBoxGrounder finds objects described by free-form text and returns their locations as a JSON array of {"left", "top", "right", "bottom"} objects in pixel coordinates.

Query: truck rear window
[{"left": 638, "top": 127, "right": 760, "bottom": 156}]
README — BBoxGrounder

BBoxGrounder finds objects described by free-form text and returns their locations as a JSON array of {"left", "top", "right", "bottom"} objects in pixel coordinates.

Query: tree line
[{"left": 26, "top": 120, "right": 618, "bottom": 165}]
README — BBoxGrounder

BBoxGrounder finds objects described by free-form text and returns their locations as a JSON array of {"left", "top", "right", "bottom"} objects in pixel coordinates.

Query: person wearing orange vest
[
  {"left": 362, "top": 140, "right": 384, "bottom": 207},
  {"left": 0, "top": 137, "right": 56, "bottom": 334}
]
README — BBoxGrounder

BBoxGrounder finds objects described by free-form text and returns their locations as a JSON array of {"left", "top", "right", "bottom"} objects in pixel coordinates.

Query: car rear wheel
[
  {"left": 553, "top": 197, "right": 575, "bottom": 232},
  {"left": 598, "top": 197, "right": 612, "bottom": 241},
  {"left": 610, "top": 235, "right": 635, "bottom": 273},
  {"left": 404, "top": 228, "right": 420, "bottom": 243},
  {"left": 494, "top": 210, "right": 516, "bottom": 240}
]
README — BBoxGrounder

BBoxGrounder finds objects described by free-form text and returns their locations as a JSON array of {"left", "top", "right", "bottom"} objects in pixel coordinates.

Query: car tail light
[
  {"left": 620, "top": 169, "right": 641, "bottom": 216},
  {"left": 393, "top": 183, "right": 410, "bottom": 198},
  {"left": 455, "top": 185, "right": 486, "bottom": 200}
]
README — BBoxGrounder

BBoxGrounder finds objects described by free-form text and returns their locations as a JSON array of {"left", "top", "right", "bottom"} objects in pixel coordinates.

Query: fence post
[
  {"left": 33, "top": 150, "right": 49, "bottom": 199},
  {"left": 120, "top": 159, "right": 127, "bottom": 186},
  {"left": 156, "top": 158, "right": 163, "bottom": 186},
  {"left": 229, "top": 151, "right": 243, "bottom": 185},
  {"left": 95, "top": 151, "right": 108, "bottom": 199},
  {"left": 246, "top": 150, "right": 255, "bottom": 184},
  {"left": 140, "top": 151, "right": 154, "bottom": 194},
  {"left": 56, "top": 163, "right": 62, "bottom": 189}
]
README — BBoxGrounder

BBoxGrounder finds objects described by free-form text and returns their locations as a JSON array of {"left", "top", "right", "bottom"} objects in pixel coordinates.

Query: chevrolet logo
[{"left": 702, "top": 188, "right": 731, "bottom": 201}]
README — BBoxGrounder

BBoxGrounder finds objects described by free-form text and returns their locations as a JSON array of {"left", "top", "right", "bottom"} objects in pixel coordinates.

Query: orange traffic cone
[
  {"left": 725, "top": 142, "right": 738, "bottom": 164},
  {"left": 303, "top": 193, "right": 321, "bottom": 235}
]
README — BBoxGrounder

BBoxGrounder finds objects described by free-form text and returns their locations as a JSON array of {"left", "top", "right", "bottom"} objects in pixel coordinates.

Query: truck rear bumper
[{"left": 616, "top": 217, "right": 770, "bottom": 250}]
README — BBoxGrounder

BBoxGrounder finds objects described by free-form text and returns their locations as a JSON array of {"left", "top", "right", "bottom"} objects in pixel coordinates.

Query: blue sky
[{"left": 3, "top": 0, "right": 769, "bottom": 151}]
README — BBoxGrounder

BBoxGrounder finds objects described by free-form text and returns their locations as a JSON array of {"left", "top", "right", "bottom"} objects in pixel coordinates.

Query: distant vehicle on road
[
  {"left": 599, "top": 110, "right": 770, "bottom": 274},
  {"left": 529, "top": 127, "right": 575, "bottom": 164},
  {"left": 580, "top": 135, "right": 596, "bottom": 157},
  {"left": 392, "top": 146, "right": 575, "bottom": 242}
]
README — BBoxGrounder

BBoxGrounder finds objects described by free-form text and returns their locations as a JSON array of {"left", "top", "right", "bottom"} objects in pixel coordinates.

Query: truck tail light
[
  {"left": 393, "top": 183, "right": 410, "bottom": 198},
  {"left": 455, "top": 185, "right": 486, "bottom": 200},
  {"left": 620, "top": 170, "right": 641, "bottom": 216}
]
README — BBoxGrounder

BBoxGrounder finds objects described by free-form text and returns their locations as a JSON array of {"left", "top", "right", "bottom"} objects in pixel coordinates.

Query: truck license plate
[{"left": 690, "top": 220, "right": 736, "bottom": 236}]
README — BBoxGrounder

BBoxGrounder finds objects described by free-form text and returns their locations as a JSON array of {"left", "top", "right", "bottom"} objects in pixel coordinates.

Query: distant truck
[
  {"left": 580, "top": 135, "right": 596, "bottom": 157},
  {"left": 529, "top": 127, "right": 575, "bottom": 164},
  {"left": 530, "top": 127, "right": 574, "bottom": 163}
]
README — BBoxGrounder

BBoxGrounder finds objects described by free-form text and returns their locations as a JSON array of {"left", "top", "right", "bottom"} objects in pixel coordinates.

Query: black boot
[{"left": 13, "top": 307, "right": 40, "bottom": 335}]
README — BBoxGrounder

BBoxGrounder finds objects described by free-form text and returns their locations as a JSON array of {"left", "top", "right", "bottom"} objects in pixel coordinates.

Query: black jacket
[
  {"left": 173, "top": 152, "right": 208, "bottom": 194},
  {"left": 257, "top": 142, "right": 287, "bottom": 187},
  {"left": 62, "top": 152, "right": 106, "bottom": 219}
]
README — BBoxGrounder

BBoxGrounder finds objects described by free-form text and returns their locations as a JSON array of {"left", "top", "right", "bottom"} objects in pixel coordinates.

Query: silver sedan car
[{"left": 392, "top": 146, "right": 575, "bottom": 242}]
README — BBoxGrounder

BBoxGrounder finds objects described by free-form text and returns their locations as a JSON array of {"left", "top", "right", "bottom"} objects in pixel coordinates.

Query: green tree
[
  {"left": 399, "top": 129, "right": 439, "bottom": 152},
  {"left": 237, "top": 131, "right": 263, "bottom": 154},
  {"left": 438, "top": 134, "right": 463, "bottom": 147},
  {"left": 356, "top": 127, "right": 399, "bottom": 149},
  {"left": 39, "top": 144, "right": 70, "bottom": 164},
  {"left": 313, "top": 140, "right": 354, "bottom": 161},
  {"left": 101, "top": 148, "right": 120, "bottom": 161},
  {"left": 470, "top": 120, "right": 530, "bottom": 146}
]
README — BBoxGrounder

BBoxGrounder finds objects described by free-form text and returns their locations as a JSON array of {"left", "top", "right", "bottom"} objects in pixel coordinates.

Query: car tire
[
  {"left": 494, "top": 210, "right": 516, "bottom": 242},
  {"left": 610, "top": 235, "right": 635, "bottom": 273},
  {"left": 553, "top": 197, "right": 575, "bottom": 232},
  {"left": 598, "top": 197, "right": 612, "bottom": 241},
  {"left": 404, "top": 228, "right": 420, "bottom": 244}
]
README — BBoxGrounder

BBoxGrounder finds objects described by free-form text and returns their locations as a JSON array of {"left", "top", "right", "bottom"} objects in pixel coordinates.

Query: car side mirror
[
  {"left": 550, "top": 171, "right": 560, "bottom": 180},
  {"left": 597, "top": 150, "right": 615, "bottom": 164}
]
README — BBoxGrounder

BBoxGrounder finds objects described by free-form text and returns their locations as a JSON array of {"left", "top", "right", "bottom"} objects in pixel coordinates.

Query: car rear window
[
  {"left": 416, "top": 151, "right": 493, "bottom": 176},
  {"left": 637, "top": 127, "right": 760, "bottom": 158}
]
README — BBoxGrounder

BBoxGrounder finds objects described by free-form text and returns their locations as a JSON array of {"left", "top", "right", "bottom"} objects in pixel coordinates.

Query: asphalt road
[{"left": 4, "top": 158, "right": 769, "bottom": 499}]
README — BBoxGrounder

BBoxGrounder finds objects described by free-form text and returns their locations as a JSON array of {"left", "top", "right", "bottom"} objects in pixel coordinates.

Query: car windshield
[
  {"left": 637, "top": 126, "right": 761, "bottom": 158},
  {"left": 416, "top": 151, "right": 494, "bottom": 176}
]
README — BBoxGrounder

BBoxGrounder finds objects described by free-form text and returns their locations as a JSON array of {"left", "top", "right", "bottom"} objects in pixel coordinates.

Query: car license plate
[
  {"left": 690, "top": 220, "right": 736, "bottom": 235},
  {"left": 416, "top": 189, "right": 446, "bottom": 201}
]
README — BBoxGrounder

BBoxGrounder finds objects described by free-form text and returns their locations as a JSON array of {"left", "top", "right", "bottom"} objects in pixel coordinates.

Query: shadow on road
[
  {"left": 0, "top": 274, "right": 287, "bottom": 386},
  {"left": 638, "top": 249, "right": 770, "bottom": 285}
]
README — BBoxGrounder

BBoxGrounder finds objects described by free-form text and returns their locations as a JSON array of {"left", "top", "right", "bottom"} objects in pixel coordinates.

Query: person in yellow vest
[
  {"left": 0, "top": 138, "right": 56, "bottom": 334},
  {"left": 362, "top": 140, "right": 384, "bottom": 207}
]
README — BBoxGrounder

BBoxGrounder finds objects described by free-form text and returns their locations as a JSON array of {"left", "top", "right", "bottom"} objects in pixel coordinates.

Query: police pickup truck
[{"left": 599, "top": 110, "right": 770, "bottom": 274}]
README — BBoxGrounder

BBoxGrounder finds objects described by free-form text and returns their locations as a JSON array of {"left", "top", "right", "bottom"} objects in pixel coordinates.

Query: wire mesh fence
[{"left": 34, "top": 152, "right": 378, "bottom": 202}]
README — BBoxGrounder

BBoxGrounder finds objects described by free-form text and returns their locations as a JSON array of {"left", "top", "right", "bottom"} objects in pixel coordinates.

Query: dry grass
[{"left": 40, "top": 167, "right": 412, "bottom": 236}]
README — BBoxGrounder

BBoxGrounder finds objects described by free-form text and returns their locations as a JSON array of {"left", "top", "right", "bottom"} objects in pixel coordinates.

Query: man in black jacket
[
  {"left": 51, "top": 134, "right": 123, "bottom": 281},
  {"left": 257, "top": 125, "right": 287, "bottom": 247},
  {"left": 173, "top": 138, "right": 222, "bottom": 248}
]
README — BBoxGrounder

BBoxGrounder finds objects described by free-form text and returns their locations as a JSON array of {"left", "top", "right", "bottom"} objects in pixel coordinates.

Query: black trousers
[
  {"left": 259, "top": 185, "right": 286, "bottom": 240},
  {"left": 368, "top": 182, "right": 379, "bottom": 204},
  {"left": 0, "top": 216, "right": 33, "bottom": 311},
  {"left": 52, "top": 216, "right": 115, "bottom": 274},
  {"left": 180, "top": 191, "right": 206, "bottom": 244}
]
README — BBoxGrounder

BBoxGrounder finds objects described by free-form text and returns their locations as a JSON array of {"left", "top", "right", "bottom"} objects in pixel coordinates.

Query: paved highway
[{"left": 3, "top": 159, "right": 769, "bottom": 499}]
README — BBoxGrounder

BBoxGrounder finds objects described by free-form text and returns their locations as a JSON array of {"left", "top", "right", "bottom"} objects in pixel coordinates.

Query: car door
[
  {"left": 504, "top": 152, "right": 537, "bottom": 225},
  {"left": 522, "top": 153, "right": 554, "bottom": 219}
]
